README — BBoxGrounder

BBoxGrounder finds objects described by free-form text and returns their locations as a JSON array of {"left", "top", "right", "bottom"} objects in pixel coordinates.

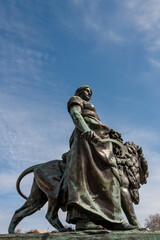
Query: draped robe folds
[{"left": 65, "top": 96, "right": 123, "bottom": 224}]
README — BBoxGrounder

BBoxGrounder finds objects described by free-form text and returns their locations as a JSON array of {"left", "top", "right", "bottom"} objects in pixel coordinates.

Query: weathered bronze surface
[
  {"left": 8, "top": 86, "right": 149, "bottom": 233},
  {"left": 2, "top": 230, "right": 160, "bottom": 240}
]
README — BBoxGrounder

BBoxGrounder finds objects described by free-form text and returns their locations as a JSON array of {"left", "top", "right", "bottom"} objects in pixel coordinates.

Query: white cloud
[
  {"left": 0, "top": 172, "right": 19, "bottom": 195},
  {"left": 0, "top": 169, "right": 36, "bottom": 197},
  {"left": 149, "top": 58, "right": 160, "bottom": 68},
  {"left": 123, "top": 0, "right": 160, "bottom": 50},
  {"left": 0, "top": 38, "right": 55, "bottom": 89},
  {"left": 59, "top": 0, "right": 125, "bottom": 45},
  {"left": 122, "top": 128, "right": 159, "bottom": 147},
  {"left": 68, "top": 0, "right": 160, "bottom": 48},
  {"left": 84, "top": 13, "right": 124, "bottom": 44},
  {"left": 0, "top": 103, "right": 71, "bottom": 169},
  {"left": 125, "top": 0, "right": 160, "bottom": 31},
  {"left": 117, "top": 0, "right": 160, "bottom": 73},
  {"left": 0, "top": 1, "right": 56, "bottom": 95}
]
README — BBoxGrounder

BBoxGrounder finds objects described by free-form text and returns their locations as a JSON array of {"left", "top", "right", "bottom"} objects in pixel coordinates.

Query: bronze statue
[{"left": 8, "top": 85, "right": 148, "bottom": 233}]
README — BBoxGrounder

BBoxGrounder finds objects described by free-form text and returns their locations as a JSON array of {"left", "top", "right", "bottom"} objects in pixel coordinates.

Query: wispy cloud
[
  {"left": 0, "top": 0, "right": 72, "bottom": 171},
  {"left": 83, "top": 10, "right": 125, "bottom": 44},
  {"left": 149, "top": 58, "right": 160, "bottom": 68},
  {"left": 66, "top": 0, "right": 160, "bottom": 48},
  {"left": 125, "top": 0, "right": 160, "bottom": 31},
  {"left": 123, "top": 0, "right": 160, "bottom": 68},
  {"left": 0, "top": 36, "right": 56, "bottom": 91},
  {"left": 121, "top": 0, "right": 160, "bottom": 77},
  {"left": 122, "top": 128, "right": 159, "bottom": 147},
  {"left": 0, "top": 0, "right": 56, "bottom": 95},
  {"left": 59, "top": 0, "right": 125, "bottom": 45},
  {"left": 0, "top": 172, "right": 18, "bottom": 195},
  {"left": 0, "top": 103, "right": 71, "bottom": 170}
]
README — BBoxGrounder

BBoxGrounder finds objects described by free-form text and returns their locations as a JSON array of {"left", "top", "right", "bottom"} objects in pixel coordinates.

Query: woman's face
[{"left": 80, "top": 87, "right": 92, "bottom": 101}]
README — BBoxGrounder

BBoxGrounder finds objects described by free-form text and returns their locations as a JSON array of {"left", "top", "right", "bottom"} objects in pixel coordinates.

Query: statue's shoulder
[{"left": 67, "top": 95, "right": 84, "bottom": 112}]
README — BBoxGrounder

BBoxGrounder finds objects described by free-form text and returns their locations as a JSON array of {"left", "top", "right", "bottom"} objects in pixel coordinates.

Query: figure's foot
[
  {"left": 121, "top": 221, "right": 138, "bottom": 230},
  {"left": 138, "top": 227, "right": 148, "bottom": 231},
  {"left": 59, "top": 227, "right": 75, "bottom": 232},
  {"left": 129, "top": 219, "right": 142, "bottom": 229},
  {"left": 67, "top": 227, "right": 75, "bottom": 232},
  {"left": 76, "top": 220, "right": 104, "bottom": 231}
]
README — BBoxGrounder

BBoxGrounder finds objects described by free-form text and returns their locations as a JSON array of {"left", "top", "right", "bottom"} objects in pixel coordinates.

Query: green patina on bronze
[
  {"left": 1, "top": 231, "right": 160, "bottom": 240},
  {"left": 8, "top": 86, "right": 149, "bottom": 233}
]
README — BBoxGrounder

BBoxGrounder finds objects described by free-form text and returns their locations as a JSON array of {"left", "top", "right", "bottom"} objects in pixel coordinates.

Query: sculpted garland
[{"left": 8, "top": 85, "right": 148, "bottom": 233}]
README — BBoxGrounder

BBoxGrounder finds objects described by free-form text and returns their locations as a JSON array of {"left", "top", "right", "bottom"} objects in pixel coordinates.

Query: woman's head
[{"left": 75, "top": 85, "right": 92, "bottom": 101}]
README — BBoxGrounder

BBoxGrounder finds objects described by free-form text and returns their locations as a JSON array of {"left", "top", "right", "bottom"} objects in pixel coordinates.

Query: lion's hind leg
[
  {"left": 34, "top": 162, "right": 66, "bottom": 232},
  {"left": 45, "top": 198, "right": 66, "bottom": 232},
  {"left": 8, "top": 180, "right": 47, "bottom": 233}
]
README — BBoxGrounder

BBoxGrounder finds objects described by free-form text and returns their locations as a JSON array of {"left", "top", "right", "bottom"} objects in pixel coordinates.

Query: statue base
[{"left": 1, "top": 230, "right": 160, "bottom": 240}]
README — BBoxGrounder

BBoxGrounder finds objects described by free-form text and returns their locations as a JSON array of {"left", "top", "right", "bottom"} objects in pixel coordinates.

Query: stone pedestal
[{"left": 1, "top": 230, "right": 160, "bottom": 240}]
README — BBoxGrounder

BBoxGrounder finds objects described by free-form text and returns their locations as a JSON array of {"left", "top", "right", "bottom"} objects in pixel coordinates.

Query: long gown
[{"left": 64, "top": 95, "right": 123, "bottom": 225}]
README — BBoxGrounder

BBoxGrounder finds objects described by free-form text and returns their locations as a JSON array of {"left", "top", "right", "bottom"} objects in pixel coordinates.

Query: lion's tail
[{"left": 16, "top": 164, "right": 42, "bottom": 200}]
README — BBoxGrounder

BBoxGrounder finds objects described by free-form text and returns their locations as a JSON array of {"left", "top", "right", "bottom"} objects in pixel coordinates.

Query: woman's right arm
[
  {"left": 70, "top": 105, "right": 100, "bottom": 142},
  {"left": 70, "top": 105, "right": 90, "bottom": 133}
]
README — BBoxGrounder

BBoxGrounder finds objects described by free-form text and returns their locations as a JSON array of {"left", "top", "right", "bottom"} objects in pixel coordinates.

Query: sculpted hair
[{"left": 75, "top": 85, "right": 92, "bottom": 96}]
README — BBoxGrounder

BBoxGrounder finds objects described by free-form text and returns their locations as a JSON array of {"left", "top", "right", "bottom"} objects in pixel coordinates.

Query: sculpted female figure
[
  {"left": 64, "top": 85, "right": 130, "bottom": 230},
  {"left": 8, "top": 85, "right": 145, "bottom": 233}
]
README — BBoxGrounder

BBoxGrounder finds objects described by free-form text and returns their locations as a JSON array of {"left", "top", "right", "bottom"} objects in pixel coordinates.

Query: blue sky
[{"left": 0, "top": 0, "right": 160, "bottom": 233}]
